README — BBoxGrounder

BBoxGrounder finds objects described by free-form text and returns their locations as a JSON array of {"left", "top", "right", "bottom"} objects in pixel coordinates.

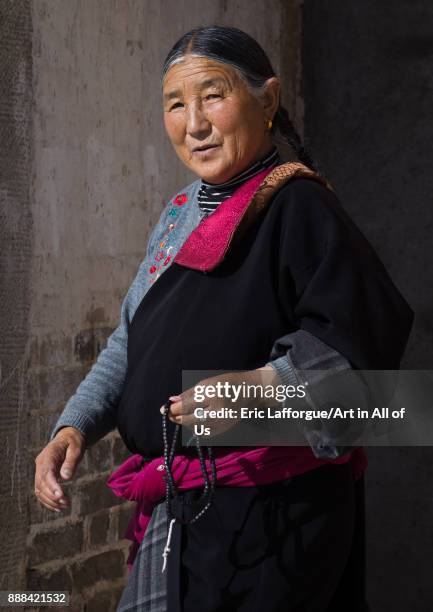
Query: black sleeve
[
  {"left": 274, "top": 178, "right": 414, "bottom": 371},
  {"left": 268, "top": 178, "right": 414, "bottom": 458}
]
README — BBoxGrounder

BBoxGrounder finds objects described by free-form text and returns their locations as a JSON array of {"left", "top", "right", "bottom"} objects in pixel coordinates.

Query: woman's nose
[{"left": 186, "top": 105, "right": 211, "bottom": 138}]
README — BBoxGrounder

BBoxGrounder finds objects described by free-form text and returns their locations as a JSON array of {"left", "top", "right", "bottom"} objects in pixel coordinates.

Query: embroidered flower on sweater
[
  {"left": 174, "top": 193, "right": 188, "bottom": 205},
  {"left": 148, "top": 221, "right": 178, "bottom": 280},
  {"left": 148, "top": 191, "right": 188, "bottom": 280}
]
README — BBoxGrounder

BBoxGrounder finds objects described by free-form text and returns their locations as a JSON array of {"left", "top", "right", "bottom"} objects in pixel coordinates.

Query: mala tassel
[
  {"left": 162, "top": 517, "right": 176, "bottom": 573},
  {"left": 161, "top": 399, "right": 217, "bottom": 574}
]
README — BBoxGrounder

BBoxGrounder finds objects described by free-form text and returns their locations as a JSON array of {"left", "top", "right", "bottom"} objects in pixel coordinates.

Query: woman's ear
[{"left": 262, "top": 76, "right": 281, "bottom": 120}]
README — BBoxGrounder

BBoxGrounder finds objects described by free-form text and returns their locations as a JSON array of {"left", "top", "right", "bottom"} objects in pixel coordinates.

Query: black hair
[{"left": 162, "top": 25, "right": 320, "bottom": 174}]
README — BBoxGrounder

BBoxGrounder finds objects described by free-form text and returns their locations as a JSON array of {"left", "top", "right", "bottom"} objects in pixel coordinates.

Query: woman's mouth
[{"left": 192, "top": 144, "right": 220, "bottom": 156}]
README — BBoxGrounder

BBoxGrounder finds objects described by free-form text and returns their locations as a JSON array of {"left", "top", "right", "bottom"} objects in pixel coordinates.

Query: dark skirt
[{"left": 118, "top": 462, "right": 369, "bottom": 612}]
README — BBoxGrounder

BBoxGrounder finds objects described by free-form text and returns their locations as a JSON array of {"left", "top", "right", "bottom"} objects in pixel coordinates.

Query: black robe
[
  {"left": 116, "top": 171, "right": 414, "bottom": 612},
  {"left": 116, "top": 177, "right": 414, "bottom": 458}
]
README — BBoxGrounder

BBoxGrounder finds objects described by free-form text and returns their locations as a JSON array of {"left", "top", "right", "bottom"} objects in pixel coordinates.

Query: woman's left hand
[{"left": 160, "top": 366, "right": 280, "bottom": 437}]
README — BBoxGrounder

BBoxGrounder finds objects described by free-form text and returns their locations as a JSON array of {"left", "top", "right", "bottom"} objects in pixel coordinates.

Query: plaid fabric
[{"left": 117, "top": 501, "right": 168, "bottom": 612}]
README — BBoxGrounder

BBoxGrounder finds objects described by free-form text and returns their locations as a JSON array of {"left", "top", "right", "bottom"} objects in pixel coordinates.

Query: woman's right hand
[{"left": 34, "top": 427, "right": 86, "bottom": 512}]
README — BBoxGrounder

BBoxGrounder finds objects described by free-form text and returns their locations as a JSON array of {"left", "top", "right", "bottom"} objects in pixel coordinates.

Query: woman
[{"left": 39, "top": 26, "right": 413, "bottom": 611}]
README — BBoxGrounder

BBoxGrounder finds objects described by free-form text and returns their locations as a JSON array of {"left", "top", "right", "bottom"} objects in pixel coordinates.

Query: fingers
[
  {"left": 159, "top": 398, "right": 211, "bottom": 430},
  {"left": 60, "top": 442, "right": 83, "bottom": 480},
  {"left": 167, "top": 398, "right": 183, "bottom": 421},
  {"left": 159, "top": 383, "right": 243, "bottom": 436},
  {"left": 35, "top": 464, "right": 68, "bottom": 512},
  {"left": 35, "top": 488, "right": 65, "bottom": 513},
  {"left": 34, "top": 435, "right": 84, "bottom": 513},
  {"left": 160, "top": 392, "right": 198, "bottom": 424},
  {"left": 167, "top": 395, "right": 183, "bottom": 420},
  {"left": 160, "top": 401, "right": 183, "bottom": 424}
]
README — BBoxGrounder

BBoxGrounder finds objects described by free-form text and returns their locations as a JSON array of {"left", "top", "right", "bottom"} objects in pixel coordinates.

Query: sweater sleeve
[
  {"left": 265, "top": 330, "right": 362, "bottom": 458},
  {"left": 49, "top": 204, "right": 172, "bottom": 447},
  {"left": 266, "top": 332, "right": 351, "bottom": 389}
]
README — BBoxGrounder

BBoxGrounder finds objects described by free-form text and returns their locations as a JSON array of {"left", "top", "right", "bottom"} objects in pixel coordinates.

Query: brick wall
[
  {"left": 27, "top": 429, "right": 133, "bottom": 610},
  {"left": 0, "top": 0, "right": 33, "bottom": 593}
]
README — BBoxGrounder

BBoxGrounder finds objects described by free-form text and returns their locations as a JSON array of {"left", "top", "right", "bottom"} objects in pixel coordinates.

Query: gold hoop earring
[{"left": 267, "top": 119, "right": 273, "bottom": 131}]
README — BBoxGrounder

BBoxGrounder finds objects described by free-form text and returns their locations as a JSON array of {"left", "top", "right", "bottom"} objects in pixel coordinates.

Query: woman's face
[{"left": 162, "top": 55, "right": 279, "bottom": 184}]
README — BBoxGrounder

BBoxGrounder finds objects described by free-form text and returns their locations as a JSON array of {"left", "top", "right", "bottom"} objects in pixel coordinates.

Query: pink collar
[
  {"left": 173, "top": 168, "right": 272, "bottom": 272},
  {"left": 173, "top": 162, "right": 332, "bottom": 272}
]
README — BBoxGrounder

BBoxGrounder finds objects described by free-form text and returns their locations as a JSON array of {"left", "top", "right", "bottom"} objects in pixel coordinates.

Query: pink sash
[{"left": 107, "top": 445, "right": 367, "bottom": 569}]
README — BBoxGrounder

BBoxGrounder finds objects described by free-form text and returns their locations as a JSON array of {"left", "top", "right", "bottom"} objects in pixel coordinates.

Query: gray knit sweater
[{"left": 50, "top": 177, "right": 350, "bottom": 455}]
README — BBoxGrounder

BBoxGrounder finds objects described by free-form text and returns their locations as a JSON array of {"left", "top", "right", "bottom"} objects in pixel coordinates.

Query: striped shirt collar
[{"left": 197, "top": 147, "right": 281, "bottom": 216}]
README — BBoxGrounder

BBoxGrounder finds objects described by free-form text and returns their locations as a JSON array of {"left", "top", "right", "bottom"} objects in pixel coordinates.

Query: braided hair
[{"left": 162, "top": 25, "right": 321, "bottom": 175}]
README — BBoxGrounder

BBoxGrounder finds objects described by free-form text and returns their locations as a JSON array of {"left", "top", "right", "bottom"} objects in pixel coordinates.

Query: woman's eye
[
  {"left": 204, "top": 93, "right": 222, "bottom": 101},
  {"left": 169, "top": 102, "right": 184, "bottom": 111}
]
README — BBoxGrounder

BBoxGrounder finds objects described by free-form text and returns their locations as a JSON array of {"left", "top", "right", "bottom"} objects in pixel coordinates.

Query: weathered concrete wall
[
  {"left": 0, "top": 0, "right": 33, "bottom": 592},
  {"left": 0, "top": 1, "right": 301, "bottom": 609},
  {"left": 303, "top": 2, "right": 433, "bottom": 610}
]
